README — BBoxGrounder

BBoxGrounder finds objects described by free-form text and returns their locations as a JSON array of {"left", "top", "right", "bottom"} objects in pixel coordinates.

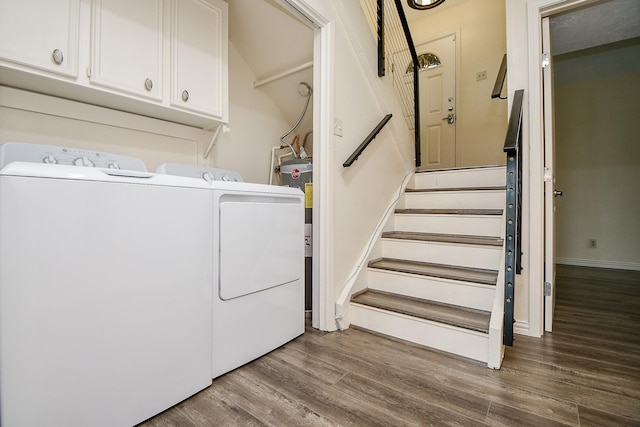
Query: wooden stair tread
[
  {"left": 382, "top": 231, "right": 503, "bottom": 246},
  {"left": 369, "top": 258, "right": 498, "bottom": 285},
  {"left": 351, "top": 289, "right": 490, "bottom": 333},
  {"left": 406, "top": 186, "right": 505, "bottom": 193},
  {"left": 395, "top": 208, "right": 503, "bottom": 216}
]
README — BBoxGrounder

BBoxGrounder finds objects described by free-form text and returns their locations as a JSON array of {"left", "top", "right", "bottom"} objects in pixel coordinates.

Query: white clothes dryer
[
  {"left": 0, "top": 143, "right": 213, "bottom": 427},
  {"left": 157, "top": 164, "right": 305, "bottom": 378}
]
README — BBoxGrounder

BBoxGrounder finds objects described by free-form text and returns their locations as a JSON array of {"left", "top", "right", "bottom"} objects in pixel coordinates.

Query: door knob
[
  {"left": 554, "top": 190, "right": 563, "bottom": 197},
  {"left": 442, "top": 113, "right": 455, "bottom": 124}
]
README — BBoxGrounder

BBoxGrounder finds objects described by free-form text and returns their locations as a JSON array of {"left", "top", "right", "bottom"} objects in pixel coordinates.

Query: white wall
[
  {"left": 209, "top": 41, "right": 293, "bottom": 184},
  {"left": 292, "top": 0, "right": 413, "bottom": 328},
  {"left": 409, "top": 0, "right": 508, "bottom": 167},
  {"left": 554, "top": 40, "right": 640, "bottom": 270},
  {"left": 0, "top": 86, "right": 202, "bottom": 171}
]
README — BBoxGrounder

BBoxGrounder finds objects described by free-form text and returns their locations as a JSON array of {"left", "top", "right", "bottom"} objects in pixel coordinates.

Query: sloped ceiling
[{"left": 227, "top": 0, "right": 314, "bottom": 134}]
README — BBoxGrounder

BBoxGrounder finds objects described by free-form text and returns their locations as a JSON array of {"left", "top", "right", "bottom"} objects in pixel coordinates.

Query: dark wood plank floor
[{"left": 140, "top": 265, "right": 640, "bottom": 426}]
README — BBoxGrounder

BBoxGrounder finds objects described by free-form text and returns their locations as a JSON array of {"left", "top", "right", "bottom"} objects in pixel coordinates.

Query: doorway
[{"left": 542, "top": 0, "right": 640, "bottom": 332}]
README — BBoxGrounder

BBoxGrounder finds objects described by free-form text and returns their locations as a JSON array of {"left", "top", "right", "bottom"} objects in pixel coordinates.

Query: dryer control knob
[
  {"left": 221, "top": 174, "right": 230, "bottom": 181},
  {"left": 202, "top": 172, "right": 214, "bottom": 183},
  {"left": 107, "top": 162, "right": 120, "bottom": 169},
  {"left": 42, "top": 155, "right": 57, "bottom": 164},
  {"left": 73, "top": 156, "right": 95, "bottom": 167}
]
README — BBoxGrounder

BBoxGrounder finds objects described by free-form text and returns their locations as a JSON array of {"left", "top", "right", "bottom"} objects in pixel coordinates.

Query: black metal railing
[
  {"left": 375, "top": 0, "right": 421, "bottom": 168},
  {"left": 491, "top": 54, "right": 507, "bottom": 99},
  {"left": 377, "top": 0, "right": 385, "bottom": 77},
  {"left": 344, "top": 114, "right": 393, "bottom": 167},
  {"left": 503, "top": 89, "right": 524, "bottom": 346}
]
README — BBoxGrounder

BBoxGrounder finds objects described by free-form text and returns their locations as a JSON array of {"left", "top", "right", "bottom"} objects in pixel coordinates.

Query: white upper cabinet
[
  {"left": 90, "top": 0, "right": 163, "bottom": 101},
  {"left": 0, "top": 0, "right": 80, "bottom": 78},
  {"left": 0, "top": 0, "right": 228, "bottom": 128},
  {"left": 170, "top": 0, "right": 228, "bottom": 122}
]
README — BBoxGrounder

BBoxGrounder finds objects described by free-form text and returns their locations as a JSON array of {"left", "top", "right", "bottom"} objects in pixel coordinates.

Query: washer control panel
[
  {"left": 156, "top": 163, "right": 243, "bottom": 182},
  {"left": 0, "top": 142, "right": 147, "bottom": 171}
]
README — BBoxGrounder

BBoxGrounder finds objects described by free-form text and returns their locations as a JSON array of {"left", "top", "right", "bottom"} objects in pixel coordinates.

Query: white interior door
[
  {"left": 543, "top": 17, "right": 557, "bottom": 332},
  {"left": 417, "top": 33, "right": 456, "bottom": 169}
]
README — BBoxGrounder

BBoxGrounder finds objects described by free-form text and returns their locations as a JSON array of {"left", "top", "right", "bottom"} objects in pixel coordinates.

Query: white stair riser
[
  {"left": 393, "top": 214, "right": 504, "bottom": 237},
  {"left": 412, "top": 167, "right": 505, "bottom": 189},
  {"left": 351, "top": 304, "right": 489, "bottom": 363},
  {"left": 399, "top": 190, "right": 505, "bottom": 209},
  {"left": 368, "top": 269, "right": 495, "bottom": 311},
  {"left": 381, "top": 239, "right": 501, "bottom": 270}
]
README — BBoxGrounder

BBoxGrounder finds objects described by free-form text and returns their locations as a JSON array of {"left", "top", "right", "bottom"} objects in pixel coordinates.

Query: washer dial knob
[
  {"left": 42, "top": 155, "right": 57, "bottom": 164},
  {"left": 107, "top": 162, "right": 120, "bottom": 169},
  {"left": 73, "top": 156, "right": 95, "bottom": 167},
  {"left": 202, "top": 172, "right": 214, "bottom": 183}
]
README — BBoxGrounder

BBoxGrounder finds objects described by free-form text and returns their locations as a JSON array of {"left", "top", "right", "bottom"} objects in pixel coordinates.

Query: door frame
[
  {"left": 541, "top": 16, "right": 556, "bottom": 332},
  {"left": 525, "top": 0, "right": 599, "bottom": 336},
  {"left": 274, "top": 0, "right": 335, "bottom": 331}
]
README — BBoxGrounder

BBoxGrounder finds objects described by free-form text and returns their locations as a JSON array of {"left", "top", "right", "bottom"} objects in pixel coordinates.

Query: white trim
[
  {"left": 556, "top": 258, "right": 640, "bottom": 272},
  {"left": 514, "top": 320, "right": 531, "bottom": 336}
]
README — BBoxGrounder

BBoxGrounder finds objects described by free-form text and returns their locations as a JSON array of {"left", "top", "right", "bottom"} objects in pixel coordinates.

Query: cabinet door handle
[
  {"left": 144, "top": 78, "right": 153, "bottom": 91},
  {"left": 181, "top": 90, "right": 189, "bottom": 102},
  {"left": 52, "top": 49, "right": 64, "bottom": 65}
]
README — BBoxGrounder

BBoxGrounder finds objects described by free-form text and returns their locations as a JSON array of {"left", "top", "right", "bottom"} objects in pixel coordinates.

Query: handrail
[
  {"left": 343, "top": 114, "right": 392, "bottom": 167},
  {"left": 502, "top": 88, "right": 524, "bottom": 346},
  {"left": 491, "top": 54, "right": 507, "bottom": 99}
]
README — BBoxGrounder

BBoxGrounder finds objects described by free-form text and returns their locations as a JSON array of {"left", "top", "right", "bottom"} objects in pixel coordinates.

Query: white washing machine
[
  {"left": 157, "top": 163, "right": 305, "bottom": 378},
  {"left": 0, "top": 143, "right": 213, "bottom": 427}
]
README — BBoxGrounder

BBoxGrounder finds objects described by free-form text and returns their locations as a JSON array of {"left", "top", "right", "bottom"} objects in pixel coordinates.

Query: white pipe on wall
[{"left": 253, "top": 61, "right": 313, "bottom": 88}]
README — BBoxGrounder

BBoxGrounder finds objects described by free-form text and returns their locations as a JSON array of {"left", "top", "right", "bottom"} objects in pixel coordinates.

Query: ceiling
[
  {"left": 227, "top": 0, "right": 314, "bottom": 134},
  {"left": 550, "top": 0, "right": 640, "bottom": 55}
]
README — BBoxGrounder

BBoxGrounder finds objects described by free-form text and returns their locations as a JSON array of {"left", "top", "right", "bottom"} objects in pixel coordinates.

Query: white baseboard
[
  {"left": 556, "top": 258, "right": 640, "bottom": 272},
  {"left": 513, "top": 321, "right": 533, "bottom": 337}
]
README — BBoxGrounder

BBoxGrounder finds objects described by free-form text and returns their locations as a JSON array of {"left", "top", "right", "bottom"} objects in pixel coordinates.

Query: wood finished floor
[{"left": 140, "top": 265, "right": 640, "bottom": 426}]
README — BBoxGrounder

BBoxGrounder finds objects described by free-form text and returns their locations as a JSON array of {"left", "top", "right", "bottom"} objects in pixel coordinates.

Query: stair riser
[
  {"left": 412, "top": 167, "right": 505, "bottom": 189},
  {"left": 367, "top": 269, "right": 494, "bottom": 311},
  {"left": 351, "top": 305, "right": 489, "bottom": 363},
  {"left": 399, "top": 191, "right": 505, "bottom": 210},
  {"left": 381, "top": 240, "right": 501, "bottom": 270},
  {"left": 393, "top": 214, "right": 504, "bottom": 237}
]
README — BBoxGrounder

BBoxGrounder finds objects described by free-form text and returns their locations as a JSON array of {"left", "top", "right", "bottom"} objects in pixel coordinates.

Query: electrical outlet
[
  {"left": 476, "top": 70, "right": 487, "bottom": 81},
  {"left": 589, "top": 239, "right": 597, "bottom": 249}
]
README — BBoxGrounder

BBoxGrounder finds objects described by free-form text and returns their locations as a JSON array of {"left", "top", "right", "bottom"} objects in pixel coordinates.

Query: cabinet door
[
  {"left": 0, "top": 0, "right": 80, "bottom": 78},
  {"left": 170, "top": 0, "right": 228, "bottom": 121},
  {"left": 90, "top": 0, "right": 163, "bottom": 100}
]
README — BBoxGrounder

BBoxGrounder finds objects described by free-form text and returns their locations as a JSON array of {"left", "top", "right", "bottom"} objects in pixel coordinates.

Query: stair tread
[
  {"left": 395, "top": 208, "right": 503, "bottom": 216},
  {"left": 406, "top": 186, "right": 505, "bottom": 193},
  {"left": 369, "top": 258, "right": 498, "bottom": 285},
  {"left": 415, "top": 165, "right": 505, "bottom": 173},
  {"left": 351, "top": 289, "right": 490, "bottom": 333},
  {"left": 382, "top": 231, "right": 503, "bottom": 246}
]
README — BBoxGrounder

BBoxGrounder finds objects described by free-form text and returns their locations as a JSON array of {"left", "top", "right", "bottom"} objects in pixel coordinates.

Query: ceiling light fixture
[{"left": 407, "top": 0, "right": 447, "bottom": 10}]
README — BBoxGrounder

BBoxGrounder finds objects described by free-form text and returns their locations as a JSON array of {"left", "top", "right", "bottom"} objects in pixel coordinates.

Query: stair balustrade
[{"left": 503, "top": 89, "right": 524, "bottom": 346}]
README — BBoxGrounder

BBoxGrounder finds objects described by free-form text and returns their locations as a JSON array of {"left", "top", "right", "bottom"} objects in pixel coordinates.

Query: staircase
[{"left": 350, "top": 166, "right": 506, "bottom": 367}]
